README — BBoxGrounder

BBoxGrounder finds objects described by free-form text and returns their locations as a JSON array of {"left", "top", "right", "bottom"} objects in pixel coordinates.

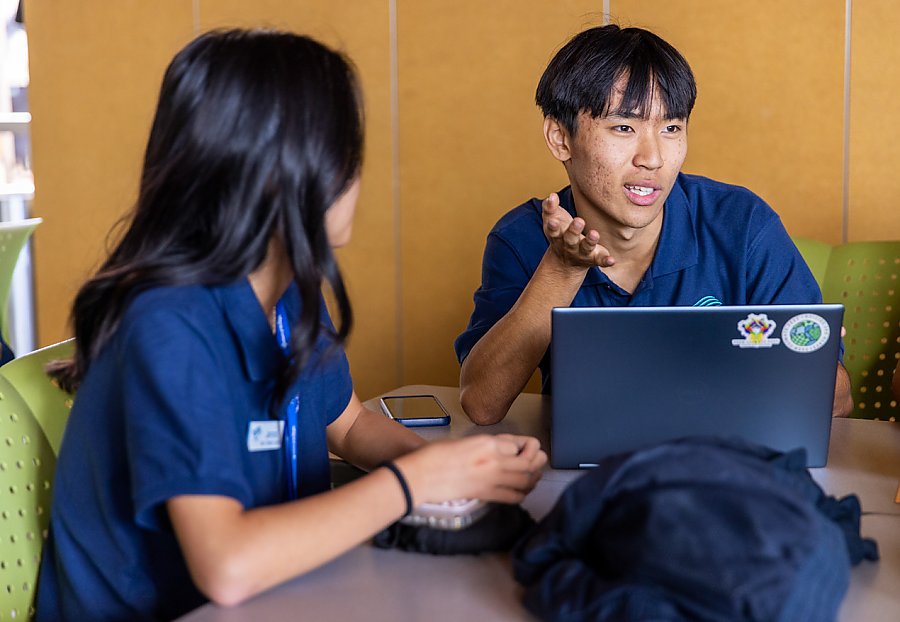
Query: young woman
[{"left": 36, "top": 29, "right": 546, "bottom": 621}]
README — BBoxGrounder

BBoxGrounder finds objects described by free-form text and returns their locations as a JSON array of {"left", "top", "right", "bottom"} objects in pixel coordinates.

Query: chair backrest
[
  {"left": 820, "top": 242, "right": 900, "bottom": 421},
  {"left": 0, "top": 340, "right": 75, "bottom": 620},
  {"left": 0, "top": 376, "right": 57, "bottom": 621},
  {"left": 0, "top": 339, "right": 76, "bottom": 456},
  {"left": 0, "top": 218, "right": 42, "bottom": 345},
  {"left": 792, "top": 236, "right": 833, "bottom": 290}
]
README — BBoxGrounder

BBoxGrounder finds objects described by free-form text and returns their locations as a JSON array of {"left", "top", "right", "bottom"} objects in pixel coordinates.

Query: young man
[{"left": 455, "top": 25, "right": 852, "bottom": 424}]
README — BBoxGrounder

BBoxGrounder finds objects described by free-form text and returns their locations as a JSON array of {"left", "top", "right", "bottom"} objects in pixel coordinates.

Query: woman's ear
[{"left": 543, "top": 117, "right": 572, "bottom": 163}]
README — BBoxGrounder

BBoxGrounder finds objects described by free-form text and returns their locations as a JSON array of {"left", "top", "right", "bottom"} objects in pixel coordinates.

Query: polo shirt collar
[
  {"left": 649, "top": 177, "right": 698, "bottom": 278},
  {"left": 214, "top": 278, "right": 289, "bottom": 382},
  {"left": 559, "top": 177, "right": 698, "bottom": 287}
]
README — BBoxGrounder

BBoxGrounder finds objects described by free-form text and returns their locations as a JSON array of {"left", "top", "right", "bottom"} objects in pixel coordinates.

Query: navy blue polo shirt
[
  {"left": 455, "top": 173, "right": 822, "bottom": 392},
  {"left": 36, "top": 279, "right": 353, "bottom": 621}
]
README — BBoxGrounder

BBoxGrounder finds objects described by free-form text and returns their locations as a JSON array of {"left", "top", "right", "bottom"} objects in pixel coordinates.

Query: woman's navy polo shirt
[
  {"left": 455, "top": 173, "right": 822, "bottom": 392},
  {"left": 36, "top": 279, "right": 352, "bottom": 621}
]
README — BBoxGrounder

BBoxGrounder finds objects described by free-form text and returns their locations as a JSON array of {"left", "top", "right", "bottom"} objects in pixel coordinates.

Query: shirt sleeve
[
  {"left": 454, "top": 232, "right": 533, "bottom": 364},
  {"left": 746, "top": 216, "right": 823, "bottom": 305},
  {"left": 312, "top": 299, "right": 353, "bottom": 425},
  {"left": 746, "top": 216, "right": 844, "bottom": 361},
  {"left": 118, "top": 307, "right": 253, "bottom": 531}
]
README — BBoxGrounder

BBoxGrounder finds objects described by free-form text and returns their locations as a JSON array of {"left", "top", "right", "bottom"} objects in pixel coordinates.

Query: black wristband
[{"left": 380, "top": 461, "right": 413, "bottom": 517}]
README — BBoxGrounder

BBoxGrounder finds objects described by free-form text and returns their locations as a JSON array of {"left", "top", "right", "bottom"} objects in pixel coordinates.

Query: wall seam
[
  {"left": 842, "top": 0, "right": 852, "bottom": 244},
  {"left": 192, "top": 0, "right": 200, "bottom": 35},
  {"left": 390, "top": 0, "right": 403, "bottom": 386}
]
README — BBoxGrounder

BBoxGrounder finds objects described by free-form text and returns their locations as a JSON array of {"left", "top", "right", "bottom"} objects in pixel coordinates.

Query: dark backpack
[{"left": 513, "top": 437, "right": 878, "bottom": 622}]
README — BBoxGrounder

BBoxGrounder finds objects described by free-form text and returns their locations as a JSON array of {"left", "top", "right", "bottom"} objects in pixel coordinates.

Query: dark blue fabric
[
  {"left": 36, "top": 279, "right": 353, "bottom": 622},
  {"left": 455, "top": 174, "right": 825, "bottom": 393},
  {"left": 0, "top": 333, "right": 14, "bottom": 366},
  {"left": 513, "top": 437, "right": 879, "bottom": 622}
]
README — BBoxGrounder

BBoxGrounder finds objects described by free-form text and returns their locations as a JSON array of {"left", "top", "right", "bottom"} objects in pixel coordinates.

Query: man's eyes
[{"left": 608, "top": 123, "right": 683, "bottom": 133}]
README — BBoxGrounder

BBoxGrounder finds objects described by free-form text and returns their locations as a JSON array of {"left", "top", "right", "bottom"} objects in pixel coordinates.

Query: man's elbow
[{"left": 459, "top": 384, "right": 506, "bottom": 425}]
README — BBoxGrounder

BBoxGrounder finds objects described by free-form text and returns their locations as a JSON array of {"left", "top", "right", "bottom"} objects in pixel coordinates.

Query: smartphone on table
[{"left": 379, "top": 394, "right": 450, "bottom": 427}]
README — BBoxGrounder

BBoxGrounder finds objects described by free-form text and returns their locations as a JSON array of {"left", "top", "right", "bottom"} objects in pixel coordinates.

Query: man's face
[{"left": 560, "top": 83, "right": 688, "bottom": 234}]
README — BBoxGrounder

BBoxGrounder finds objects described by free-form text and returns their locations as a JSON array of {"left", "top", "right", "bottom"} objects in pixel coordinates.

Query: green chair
[
  {"left": 0, "top": 340, "right": 75, "bottom": 620},
  {"left": 792, "top": 236, "right": 833, "bottom": 290},
  {"left": 819, "top": 242, "right": 900, "bottom": 421},
  {"left": 0, "top": 340, "right": 76, "bottom": 454},
  {"left": 0, "top": 218, "right": 42, "bottom": 346},
  {"left": 794, "top": 236, "right": 900, "bottom": 420},
  {"left": 0, "top": 377, "right": 58, "bottom": 621}
]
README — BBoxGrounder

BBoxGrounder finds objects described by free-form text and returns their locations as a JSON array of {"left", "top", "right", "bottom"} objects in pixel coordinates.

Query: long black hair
[
  {"left": 50, "top": 29, "right": 363, "bottom": 411},
  {"left": 536, "top": 24, "right": 697, "bottom": 135}
]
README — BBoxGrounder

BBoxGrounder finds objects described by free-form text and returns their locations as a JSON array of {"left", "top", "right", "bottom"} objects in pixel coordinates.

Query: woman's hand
[{"left": 393, "top": 434, "right": 547, "bottom": 506}]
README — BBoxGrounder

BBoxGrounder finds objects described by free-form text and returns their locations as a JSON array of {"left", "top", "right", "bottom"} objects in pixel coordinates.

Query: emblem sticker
[
  {"left": 781, "top": 313, "right": 830, "bottom": 353},
  {"left": 732, "top": 313, "right": 781, "bottom": 348}
]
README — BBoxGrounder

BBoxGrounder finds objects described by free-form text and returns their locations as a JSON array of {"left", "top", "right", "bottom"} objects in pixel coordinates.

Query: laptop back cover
[{"left": 550, "top": 305, "right": 843, "bottom": 468}]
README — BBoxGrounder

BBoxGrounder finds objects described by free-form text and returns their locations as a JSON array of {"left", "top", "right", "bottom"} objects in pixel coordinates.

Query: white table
[{"left": 179, "top": 386, "right": 900, "bottom": 622}]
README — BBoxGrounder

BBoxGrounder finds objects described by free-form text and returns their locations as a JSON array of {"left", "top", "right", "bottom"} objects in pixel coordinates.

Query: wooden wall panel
[
  {"left": 612, "top": 0, "right": 846, "bottom": 244},
  {"left": 397, "top": 0, "right": 602, "bottom": 389},
  {"left": 31, "top": 2, "right": 897, "bottom": 401},
  {"left": 848, "top": 0, "right": 900, "bottom": 241},
  {"left": 26, "top": 0, "right": 195, "bottom": 345},
  {"left": 197, "top": 1, "right": 396, "bottom": 400}
]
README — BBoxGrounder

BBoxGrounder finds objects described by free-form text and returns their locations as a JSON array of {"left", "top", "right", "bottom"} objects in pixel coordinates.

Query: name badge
[{"left": 247, "top": 420, "right": 285, "bottom": 452}]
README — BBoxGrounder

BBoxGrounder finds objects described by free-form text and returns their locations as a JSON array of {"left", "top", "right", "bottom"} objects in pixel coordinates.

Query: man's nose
[{"left": 633, "top": 132, "right": 663, "bottom": 170}]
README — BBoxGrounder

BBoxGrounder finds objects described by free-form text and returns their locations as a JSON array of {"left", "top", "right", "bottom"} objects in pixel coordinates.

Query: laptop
[{"left": 550, "top": 304, "right": 844, "bottom": 468}]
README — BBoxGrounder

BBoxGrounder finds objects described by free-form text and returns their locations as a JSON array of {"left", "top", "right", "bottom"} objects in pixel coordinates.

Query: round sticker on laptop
[{"left": 781, "top": 313, "right": 830, "bottom": 353}]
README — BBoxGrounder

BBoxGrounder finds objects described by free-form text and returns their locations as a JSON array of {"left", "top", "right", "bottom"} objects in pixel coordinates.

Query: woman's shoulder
[
  {"left": 118, "top": 283, "right": 238, "bottom": 349},
  {"left": 124, "top": 284, "right": 219, "bottom": 324}
]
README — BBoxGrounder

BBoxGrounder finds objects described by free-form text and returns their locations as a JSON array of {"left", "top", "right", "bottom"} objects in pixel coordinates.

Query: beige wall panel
[
  {"left": 613, "top": 0, "right": 846, "bottom": 243},
  {"left": 27, "top": 0, "right": 195, "bottom": 345},
  {"left": 196, "top": 1, "right": 396, "bottom": 399},
  {"left": 848, "top": 1, "right": 900, "bottom": 241},
  {"left": 398, "top": 1, "right": 602, "bottom": 389}
]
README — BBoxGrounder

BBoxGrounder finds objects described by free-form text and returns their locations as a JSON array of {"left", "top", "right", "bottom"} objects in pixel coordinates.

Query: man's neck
[{"left": 573, "top": 199, "right": 664, "bottom": 294}]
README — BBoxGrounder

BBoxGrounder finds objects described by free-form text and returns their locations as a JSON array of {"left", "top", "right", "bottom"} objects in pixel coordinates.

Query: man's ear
[{"left": 543, "top": 117, "right": 572, "bottom": 163}]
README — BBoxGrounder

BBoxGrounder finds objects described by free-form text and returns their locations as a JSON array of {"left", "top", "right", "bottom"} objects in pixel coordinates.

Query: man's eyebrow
[
  {"left": 604, "top": 110, "right": 644, "bottom": 119},
  {"left": 604, "top": 110, "right": 686, "bottom": 122}
]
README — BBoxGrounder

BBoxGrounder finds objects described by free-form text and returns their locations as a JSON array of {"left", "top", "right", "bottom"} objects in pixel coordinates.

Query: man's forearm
[
  {"left": 460, "top": 250, "right": 587, "bottom": 424},
  {"left": 832, "top": 363, "right": 853, "bottom": 417}
]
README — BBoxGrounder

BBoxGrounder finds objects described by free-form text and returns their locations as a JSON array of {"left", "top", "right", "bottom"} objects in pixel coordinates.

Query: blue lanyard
[{"left": 274, "top": 300, "right": 299, "bottom": 500}]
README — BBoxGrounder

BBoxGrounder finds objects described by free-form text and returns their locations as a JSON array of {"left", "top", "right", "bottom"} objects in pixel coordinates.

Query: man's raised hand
[{"left": 542, "top": 193, "right": 614, "bottom": 269}]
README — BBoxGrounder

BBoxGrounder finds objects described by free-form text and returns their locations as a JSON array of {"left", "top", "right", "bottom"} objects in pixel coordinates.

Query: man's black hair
[{"left": 536, "top": 24, "right": 697, "bottom": 135}]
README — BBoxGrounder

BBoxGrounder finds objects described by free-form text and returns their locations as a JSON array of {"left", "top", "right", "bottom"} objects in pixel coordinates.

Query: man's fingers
[
  {"left": 542, "top": 192, "right": 558, "bottom": 212},
  {"left": 592, "top": 244, "right": 614, "bottom": 268},
  {"left": 562, "top": 218, "right": 585, "bottom": 247},
  {"left": 580, "top": 231, "right": 598, "bottom": 254}
]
